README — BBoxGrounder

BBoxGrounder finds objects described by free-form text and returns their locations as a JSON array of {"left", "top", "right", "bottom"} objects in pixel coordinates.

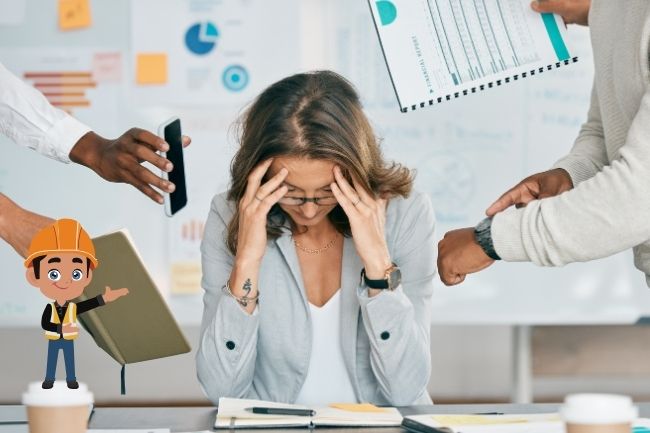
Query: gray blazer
[{"left": 196, "top": 190, "right": 436, "bottom": 406}]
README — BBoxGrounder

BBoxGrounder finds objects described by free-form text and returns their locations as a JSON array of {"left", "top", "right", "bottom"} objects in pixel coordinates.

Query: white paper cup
[
  {"left": 561, "top": 393, "right": 637, "bottom": 433},
  {"left": 22, "top": 381, "right": 93, "bottom": 433}
]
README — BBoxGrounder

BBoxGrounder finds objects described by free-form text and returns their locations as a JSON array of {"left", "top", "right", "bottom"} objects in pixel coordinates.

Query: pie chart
[{"left": 185, "top": 21, "right": 219, "bottom": 55}]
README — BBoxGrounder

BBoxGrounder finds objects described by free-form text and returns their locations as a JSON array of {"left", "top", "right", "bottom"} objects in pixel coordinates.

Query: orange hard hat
[{"left": 24, "top": 218, "right": 99, "bottom": 268}]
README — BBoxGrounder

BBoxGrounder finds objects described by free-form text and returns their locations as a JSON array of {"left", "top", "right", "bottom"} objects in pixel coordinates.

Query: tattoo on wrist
[
  {"left": 223, "top": 279, "right": 259, "bottom": 308},
  {"left": 243, "top": 278, "right": 252, "bottom": 295}
]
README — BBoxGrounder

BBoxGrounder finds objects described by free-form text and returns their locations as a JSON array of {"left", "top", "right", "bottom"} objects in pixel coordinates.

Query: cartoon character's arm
[
  {"left": 101, "top": 286, "right": 129, "bottom": 303},
  {"left": 41, "top": 304, "right": 59, "bottom": 334},
  {"left": 76, "top": 286, "right": 129, "bottom": 315},
  {"left": 76, "top": 295, "right": 105, "bottom": 315}
]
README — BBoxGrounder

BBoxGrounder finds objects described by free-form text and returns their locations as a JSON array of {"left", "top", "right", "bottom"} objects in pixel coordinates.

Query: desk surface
[
  {"left": 89, "top": 403, "right": 650, "bottom": 432},
  {"left": 3, "top": 403, "right": 650, "bottom": 432}
]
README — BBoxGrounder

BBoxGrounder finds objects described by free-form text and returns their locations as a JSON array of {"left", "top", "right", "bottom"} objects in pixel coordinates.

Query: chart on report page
[
  {"left": 369, "top": 0, "right": 573, "bottom": 111},
  {"left": 425, "top": 0, "right": 543, "bottom": 85}
]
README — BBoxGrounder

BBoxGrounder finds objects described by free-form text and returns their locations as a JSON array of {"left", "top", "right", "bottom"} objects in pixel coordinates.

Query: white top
[
  {"left": 294, "top": 290, "right": 357, "bottom": 406},
  {"left": 0, "top": 62, "right": 91, "bottom": 163},
  {"left": 491, "top": 2, "right": 650, "bottom": 286}
]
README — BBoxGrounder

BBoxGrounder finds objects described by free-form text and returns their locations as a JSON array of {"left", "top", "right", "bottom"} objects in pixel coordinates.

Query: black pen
[
  {"left": 472, "top": 412, "right": 504, "bottom": 415},
  {"left": 246, "top": 407, "right": 316, "bottom": 416}
]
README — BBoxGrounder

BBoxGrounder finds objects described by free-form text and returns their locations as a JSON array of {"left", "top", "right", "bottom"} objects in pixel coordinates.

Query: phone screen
[{"left": 164, "top": 119, "right": 187, "bottom": 215}]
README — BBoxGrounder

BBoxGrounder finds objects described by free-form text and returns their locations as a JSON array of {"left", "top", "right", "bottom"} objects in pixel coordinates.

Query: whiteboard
[{"left": 2, "top": 0, "right": 649, "bottom": 328}]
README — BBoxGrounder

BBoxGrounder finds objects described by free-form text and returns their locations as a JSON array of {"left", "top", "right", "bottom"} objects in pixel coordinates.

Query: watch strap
[
  {"left": 475, "top": 217, "right": 501, "bottom": 260},
  {"left": 361, "top": 268, "right": 390, "bottom": 289}
]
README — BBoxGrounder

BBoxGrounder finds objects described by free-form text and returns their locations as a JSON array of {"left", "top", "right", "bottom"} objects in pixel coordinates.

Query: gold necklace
[{"left": 293, "top": 234, "right": 338, "bottom": 254}]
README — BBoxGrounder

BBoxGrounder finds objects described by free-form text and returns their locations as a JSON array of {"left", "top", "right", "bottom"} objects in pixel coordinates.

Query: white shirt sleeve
[{"left": 0, "top": 62, "right": 92, "bottom": 163}]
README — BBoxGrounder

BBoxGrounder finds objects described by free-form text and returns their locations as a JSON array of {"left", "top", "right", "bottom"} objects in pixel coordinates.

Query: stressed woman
[{"left": 196, "top": 71, "right": 436, "bottom": 406}]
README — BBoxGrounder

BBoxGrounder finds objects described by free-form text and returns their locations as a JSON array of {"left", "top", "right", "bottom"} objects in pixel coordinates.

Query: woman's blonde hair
[{"left": 226, "top": 71, "right": 413, "bottom": 255}]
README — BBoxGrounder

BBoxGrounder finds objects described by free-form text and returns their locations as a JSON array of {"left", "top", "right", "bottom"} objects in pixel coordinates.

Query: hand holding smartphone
[{"left": 158, "top": 117, "right": 187, "bottom": 216}]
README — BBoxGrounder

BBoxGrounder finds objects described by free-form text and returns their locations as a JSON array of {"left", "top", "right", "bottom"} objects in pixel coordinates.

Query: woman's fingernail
[
  {"left": 166, "top": 162, "right": 173, "bottom": 171},
  {"left": 167, "top": 183, "right": 176, "bottom": 192}
]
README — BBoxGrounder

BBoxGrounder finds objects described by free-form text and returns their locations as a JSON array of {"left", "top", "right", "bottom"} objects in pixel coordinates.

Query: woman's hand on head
[
  {"left": 235, "top": 158, "right": 289, "bottom": 266},
  {"left": 330, "top": 166, "right": 392, "bottom": 280}
]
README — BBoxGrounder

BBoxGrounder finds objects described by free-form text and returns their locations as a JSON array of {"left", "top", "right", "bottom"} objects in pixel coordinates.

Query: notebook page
[
  {"left": 214, "top": 398, "right": 310, "bottom": 429},
  {"left": 404, "top": 414, "right": 563, "bottom": 433},
  {"left": 314, "top": 405, "right": 402, "bottom": 427},
  {"left": 369, "top": 0, "right": 574, "bottom": 111}
]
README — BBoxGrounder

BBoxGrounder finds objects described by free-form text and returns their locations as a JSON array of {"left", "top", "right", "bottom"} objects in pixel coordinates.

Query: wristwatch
[
  {"left": 475, "top": 217, "right": 501, "bottom": 260},
  {"left": 361, "top": 264, "right": 402, "bottom": 290}
]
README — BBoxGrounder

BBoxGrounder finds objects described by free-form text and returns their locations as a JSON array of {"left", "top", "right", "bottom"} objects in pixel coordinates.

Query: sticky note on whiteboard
[
  {"left": 136, "top": 53, "right": 168, "bottom": 85},
  {"left": 93, "top": 52, "right": 122, "bottom": 83},
  {"left": 58, "top": 0, "right": 91, "bottom": 30}
]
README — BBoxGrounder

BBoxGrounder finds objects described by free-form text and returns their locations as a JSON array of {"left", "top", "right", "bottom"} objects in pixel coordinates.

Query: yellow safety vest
[{"left": 45, "top": 302, "right": 78, "bottom": 340}]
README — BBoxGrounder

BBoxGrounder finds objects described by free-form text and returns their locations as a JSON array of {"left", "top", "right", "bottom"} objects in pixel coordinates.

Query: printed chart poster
[
  {"left": 131, "top": 0, "right": 300, "bottom": 106},
  {"left": 0, "top": 48, "right": 122, "bottom": 132}
]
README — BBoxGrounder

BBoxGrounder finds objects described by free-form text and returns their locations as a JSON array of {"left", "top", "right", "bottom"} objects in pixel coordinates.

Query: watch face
[{"left": 389, "top": 267, "right": 402, "bottom": 290}]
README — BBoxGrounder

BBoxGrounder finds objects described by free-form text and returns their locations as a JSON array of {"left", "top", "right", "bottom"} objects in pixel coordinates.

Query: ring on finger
[
  {"left": 254, "top": 195, "right": 263, "bottom": 201},
  {"left": 352, "top": 197, "right": 361, "bottom": 206}
]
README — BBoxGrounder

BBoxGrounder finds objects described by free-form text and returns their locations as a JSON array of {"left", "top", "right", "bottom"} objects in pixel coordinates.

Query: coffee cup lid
[
  {"left": 22, "top": 381, "right": 93, "bottom": 406},
  {"left": 561, "top": 393, "right": 638, "bottom": 424}
]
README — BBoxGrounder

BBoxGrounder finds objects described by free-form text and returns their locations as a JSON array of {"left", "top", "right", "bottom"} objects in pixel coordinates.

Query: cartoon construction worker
[{"left": 24, "top": 218, "right": 129, "bottom": 389}]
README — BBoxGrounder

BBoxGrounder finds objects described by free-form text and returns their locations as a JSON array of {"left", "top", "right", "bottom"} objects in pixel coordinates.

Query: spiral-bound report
[{"left": 368, "top": 0, "right": 578, "bottom": 112}]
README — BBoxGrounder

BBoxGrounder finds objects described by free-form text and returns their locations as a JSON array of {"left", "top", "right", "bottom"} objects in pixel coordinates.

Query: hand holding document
[
  {"left": 368, "top": 0, "right": 576, "bottom": 111},
  {"left": 531, "top": 0, "right": 590, "bottom": 26}
]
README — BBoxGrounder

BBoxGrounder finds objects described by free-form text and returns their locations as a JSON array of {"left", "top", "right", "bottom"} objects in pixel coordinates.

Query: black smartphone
[{"left": 158, "top": 117, "right": 187, "bottom": 216}]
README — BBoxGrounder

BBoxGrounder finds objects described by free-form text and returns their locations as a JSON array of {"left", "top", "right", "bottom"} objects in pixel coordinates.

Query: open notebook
[
  {"left": 368, "top": 0, "right": 577, "bottom": 112},
  {"left": 402, "top": 414, "right": 650, "bottom": 433},
  {"left": 403, "top": 414, "right": 562, "bottom": 433},
  {"left": 215, "top": 397, "right": 403, "bottom": 429}
]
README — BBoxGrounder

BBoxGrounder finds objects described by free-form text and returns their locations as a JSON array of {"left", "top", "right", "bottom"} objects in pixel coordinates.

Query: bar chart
[
  {"left": 23, "top": 70, "right": 96, "bottom": 113},
  {"left": 426, "top": 0, "right": 540, "bottom": 87}
]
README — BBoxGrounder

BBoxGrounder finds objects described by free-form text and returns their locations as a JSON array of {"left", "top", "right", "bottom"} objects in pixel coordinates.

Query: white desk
[{"left": 5, "top": 403, "right": 650, "bottom": 432}]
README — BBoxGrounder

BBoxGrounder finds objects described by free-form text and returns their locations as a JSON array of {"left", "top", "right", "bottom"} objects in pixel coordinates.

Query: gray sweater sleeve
[
  {"left": 552, "top": 84, "right": 609, "bottom": 185},
  {"left": 356, "top": 192, "right": 435, "bottom": 406},
  {"left": 492, "top": 88, "right": 650, "bottom": 265},
  {"left": 196, "top": 195, "right": 260, "bottom": 404}
]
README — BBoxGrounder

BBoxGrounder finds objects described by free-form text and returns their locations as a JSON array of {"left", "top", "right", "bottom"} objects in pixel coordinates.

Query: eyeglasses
[{"left": 278, "top": 196, "right": 338, "bottom": 206}]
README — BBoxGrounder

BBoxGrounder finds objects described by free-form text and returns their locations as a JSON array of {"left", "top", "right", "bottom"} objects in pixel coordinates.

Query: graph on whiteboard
[
  {"left": 130, "top": 0, "right": 301, "bottom": 106},
  {"left": 22, "top": 71, "right": 95, "bottom": 114},
  {"left": 0, "top": 47, "right": 122, "bottom": 127}
]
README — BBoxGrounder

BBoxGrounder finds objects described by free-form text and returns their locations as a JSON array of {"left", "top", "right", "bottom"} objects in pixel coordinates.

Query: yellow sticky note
[
  {"left": 58, "top": 0, "right": 91, "bottom": 30},
  {"left": 329, "top": 403, "right": 388, "bottom": 413},
  {"left": 170, "top": 262, "right": 202, "bottom": 295},
  {"left": 136, "top": 53, "right": 168, "bottom": 85}
]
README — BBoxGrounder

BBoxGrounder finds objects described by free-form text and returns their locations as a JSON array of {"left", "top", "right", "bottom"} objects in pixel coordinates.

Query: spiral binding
[{"left": 401, "top": 56, "right": 579, "bottom": 113}]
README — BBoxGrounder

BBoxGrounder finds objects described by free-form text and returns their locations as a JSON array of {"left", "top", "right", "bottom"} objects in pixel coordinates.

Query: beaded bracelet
[{"left": 222, "top": 280, "right": 259, "bottom": 307}]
